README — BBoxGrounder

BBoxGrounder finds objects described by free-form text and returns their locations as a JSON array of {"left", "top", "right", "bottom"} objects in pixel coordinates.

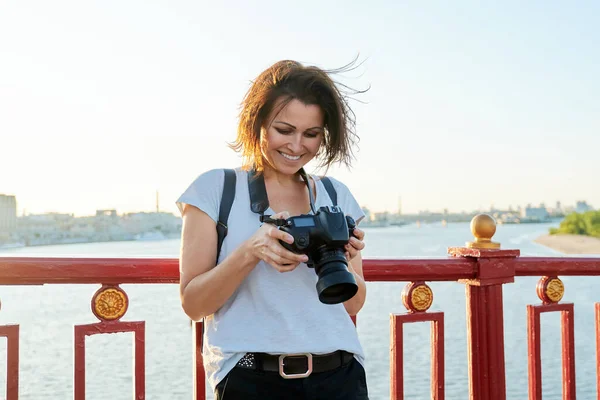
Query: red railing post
[
  {"left": 0, "top": 324, "right": 19, "bottom": 400},
  {"left": 596, "top": 303, "right": 600, "bottom": 400},
  {"left": 449, "top": 214, "right": 520, "bottom": 400},
  {"left": 390, "top": 282, "right": 445, "bottom": 399},
  {"left": 527, "top": 301, "right": 576, "bottom": 399},
  {"left": 73, "top": 285, "right": 146, "bottom": 400},
  {"left": 193, "top": 320, "right": 206, "bottom": 400}
]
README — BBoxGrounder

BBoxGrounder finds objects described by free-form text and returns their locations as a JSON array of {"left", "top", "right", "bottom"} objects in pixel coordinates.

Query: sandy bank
[{"left": 535, "top": 234, "right": 600, "bottom": 255}]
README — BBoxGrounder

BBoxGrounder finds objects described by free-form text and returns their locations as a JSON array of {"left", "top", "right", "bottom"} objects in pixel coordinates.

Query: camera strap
[
  {"left": 248, "top": 168, "right": 269, "bottom": 216},
  {"left": 217, "top": 169, "right": 237, "bottom": 264},
  {"left": 298, "top": 168, "right": 317, "bottom": 214},
  {"left": 247, "top": 167, "right": 338, "bottom": 219}
]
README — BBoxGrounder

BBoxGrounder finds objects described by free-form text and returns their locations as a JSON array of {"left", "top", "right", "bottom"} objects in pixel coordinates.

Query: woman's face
[{"left": 261, "top": 98, "right": 324, "bottom": 175}]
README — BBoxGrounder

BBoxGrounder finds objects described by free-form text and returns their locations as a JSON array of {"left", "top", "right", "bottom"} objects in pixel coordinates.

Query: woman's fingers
[
  {"left": 267, "top": 225, "right": 294, "bottom": 245},
  {"left": 352, "top": 228, "right": 365, "bottom": 241},
  {"left": 345, "top": 244, "right": 357, "bottom": 258},
  {"left": 263, "top": 254, "right": 300, "bottom": 273},
  {"left": 255, "top": 219, "right": 308, "bottom": 272},
  {"left": 349, "top": 236, "right": 366, "bottom": 250},
  {"left": 271, "top": 243, "right": 308, "bottom": 263},
  {"left": 345, "top": 232, "right": 365, "bottom": 261}
]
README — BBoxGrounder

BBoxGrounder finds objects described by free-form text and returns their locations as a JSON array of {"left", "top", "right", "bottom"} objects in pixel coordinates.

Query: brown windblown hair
[{"left": 229, "top": 59, "right": 366, "bottom": 173}]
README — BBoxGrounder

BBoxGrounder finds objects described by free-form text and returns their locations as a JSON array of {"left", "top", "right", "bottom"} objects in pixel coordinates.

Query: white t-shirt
[{"left": 176, "top": 167, "right": 366, "bottom": 390}]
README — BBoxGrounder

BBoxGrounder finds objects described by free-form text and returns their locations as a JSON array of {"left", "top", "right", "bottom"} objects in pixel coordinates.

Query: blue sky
[{"left": 1, "top": 1, "right": 598, "bottom": 216}]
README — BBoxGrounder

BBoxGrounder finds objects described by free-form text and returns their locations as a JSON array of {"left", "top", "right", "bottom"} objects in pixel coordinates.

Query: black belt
[{"left": 236, "top": 350, "right": 354, "bottom": 379}]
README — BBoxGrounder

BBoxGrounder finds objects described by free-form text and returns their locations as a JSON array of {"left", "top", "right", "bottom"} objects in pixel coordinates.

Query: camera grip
[{"left": 346, "top": 216, "right": 357, "bottom": 238}]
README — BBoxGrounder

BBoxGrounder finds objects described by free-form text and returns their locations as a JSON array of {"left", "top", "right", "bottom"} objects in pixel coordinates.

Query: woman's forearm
[
  {"left": 344, "top": 262, "right": 366, "bottom": 316},
  {"left": 181, "top": 242, "right": 259, "bottom": 321}
]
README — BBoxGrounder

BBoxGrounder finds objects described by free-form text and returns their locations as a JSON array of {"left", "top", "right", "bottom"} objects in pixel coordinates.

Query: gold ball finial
[{"left": 466, "top": 214, "right": 500, "bottom": 249}]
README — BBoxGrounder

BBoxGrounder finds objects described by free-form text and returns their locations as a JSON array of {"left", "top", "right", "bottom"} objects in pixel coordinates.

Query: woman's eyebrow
[
  {"left": 273, "top": 121, "right": 324, "bottom": 131},
  {"left": 273, "top": 121, "right": 296, "bottom": 129}
]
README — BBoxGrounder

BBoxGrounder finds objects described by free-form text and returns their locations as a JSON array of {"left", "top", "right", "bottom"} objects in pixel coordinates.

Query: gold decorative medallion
[
  {"left": 402, "top": 282, "right": 434, "bottom": 313},
  {"left": 536, "top": 276, "right": 564, "bottom": 304},
  {"left": 91, "top": 285, "right": 129, "bottom": 321}
]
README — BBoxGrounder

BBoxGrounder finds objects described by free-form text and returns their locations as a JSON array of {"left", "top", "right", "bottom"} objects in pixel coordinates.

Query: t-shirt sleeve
[
  {"left": 175, "top": 169, "right": 224, "bottom": 223},
  {"left": 328, "top": 177, "right": 366, "bottom": 226}
]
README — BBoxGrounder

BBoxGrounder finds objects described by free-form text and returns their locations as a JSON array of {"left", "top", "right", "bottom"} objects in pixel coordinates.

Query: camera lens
[{"left": 313, "top": 248, "right": 358, "bottom": 304}]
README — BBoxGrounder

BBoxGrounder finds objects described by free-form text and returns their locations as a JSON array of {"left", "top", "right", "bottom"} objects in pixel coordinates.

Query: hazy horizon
[
  {"left": 2, "top": 1, "right": 599, "bottom": 217},
  {"left": 0, "top": 191, "right": 592, "bottom": 219}
]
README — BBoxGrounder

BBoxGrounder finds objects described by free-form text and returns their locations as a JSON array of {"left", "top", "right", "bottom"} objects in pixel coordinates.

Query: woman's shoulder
[
  {"left": 313, "top": 174, "right": 350, "bottom": 193},
  {"left": 180, "top": 167, "right": 245, "bottom": 199},
  {"left": 190, "top": 167, "right": 245, "bottom": 183}
]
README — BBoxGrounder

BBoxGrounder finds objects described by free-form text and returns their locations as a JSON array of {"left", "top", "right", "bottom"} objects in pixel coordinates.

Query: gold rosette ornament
[
  {"left": 91, "top": 285, "right": 129, "bottom": 321},
  {"left": 402, "top": 282, "right": 434, "bottom": 313},
  {"left": 536, "top": 276, "right": 564, "bottom": 304}
]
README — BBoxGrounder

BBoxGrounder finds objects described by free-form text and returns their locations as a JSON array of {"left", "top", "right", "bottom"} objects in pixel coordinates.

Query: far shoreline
[{"left": 535, "top": 234, "right": 600, "bottom": 255}]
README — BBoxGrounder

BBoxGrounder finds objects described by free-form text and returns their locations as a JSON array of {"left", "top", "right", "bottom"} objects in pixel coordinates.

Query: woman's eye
[
  {"left": 276, "top": 129, "right": 292, "bottom": 135},
  {"left": 305, "top": 132, "right": 319, "bottom": 138}
]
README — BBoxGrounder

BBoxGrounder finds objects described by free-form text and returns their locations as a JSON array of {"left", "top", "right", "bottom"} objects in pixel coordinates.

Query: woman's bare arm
[
  {"left": 179, "top": 205, "right": 308, "bottom": 321},
  {"left": 179, "top": 205, "right": 259, "bottom": 321}
]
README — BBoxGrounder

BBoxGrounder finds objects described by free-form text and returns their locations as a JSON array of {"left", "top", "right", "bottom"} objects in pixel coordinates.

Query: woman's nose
[{"left": 288, "top": 134, "right": 303, "bottom": 152}]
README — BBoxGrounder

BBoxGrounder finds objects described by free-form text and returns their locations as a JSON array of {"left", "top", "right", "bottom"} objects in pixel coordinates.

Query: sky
[{"left": 1, "top": 1, "right": 598, "bottom": 217}]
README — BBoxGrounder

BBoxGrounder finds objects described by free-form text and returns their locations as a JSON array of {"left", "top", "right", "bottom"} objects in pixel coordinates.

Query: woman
[{"left": 177, "top": 60, "right": 369, "bottom": 399}]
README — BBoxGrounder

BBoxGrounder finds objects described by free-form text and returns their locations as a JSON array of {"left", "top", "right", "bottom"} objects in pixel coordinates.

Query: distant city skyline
[
  {"left": 1, "top": 2, "right": 599, "bottom": 217},
  {"left": 0, "top": 190, "right": 594, "bottom": 218}
]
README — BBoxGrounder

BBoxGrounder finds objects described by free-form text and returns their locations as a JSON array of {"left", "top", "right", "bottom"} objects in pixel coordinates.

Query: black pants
[{"left": 214, "top": 358, "right": 369, "bottom": 400}]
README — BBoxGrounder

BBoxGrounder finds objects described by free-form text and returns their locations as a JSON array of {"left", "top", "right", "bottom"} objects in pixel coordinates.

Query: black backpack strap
[
  {"left": 216, "top": 169, "right": 236, "bottom": 264},
  {"left": 320, "top": 177, "right": 337, "bottom": 206}
]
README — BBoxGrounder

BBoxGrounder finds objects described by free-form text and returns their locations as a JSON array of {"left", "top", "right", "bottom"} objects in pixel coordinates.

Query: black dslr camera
[{"left": 262, "top": 206, "right": 358, "bottom": 304}]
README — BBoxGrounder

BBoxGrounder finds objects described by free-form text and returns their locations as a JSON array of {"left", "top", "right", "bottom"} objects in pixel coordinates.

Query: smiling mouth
[{"left": 278, "top": 151, "right": 302, "bottom": 161}]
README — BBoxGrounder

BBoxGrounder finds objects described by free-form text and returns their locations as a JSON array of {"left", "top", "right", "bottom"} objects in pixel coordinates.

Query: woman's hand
[
  {"left": 247, "top": 211, "right": 309, "bottom": 272},
  {"left": 345, "top": 227, "right": 365, "bottom": 261}
]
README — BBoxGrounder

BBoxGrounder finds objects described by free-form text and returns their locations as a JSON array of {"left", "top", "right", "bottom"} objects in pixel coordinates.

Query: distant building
[
  {"left": 575, "top": 201, "right": 593, "bottom": 213},
  {"left": 121, "top": 211, "right": 181, "bottom": 236},
  {"left": 555, "top": 201, "right": 562, "bottom": 213},
  {"left": 0, "top": 194, "right": 17, "bottom": 234},
  {"left": 17, "top": 212, "right": 74, "bottom": 236},
  {"left": 95, "top": 209, "right": 119, "bottom": 233},
  {"left": 521, "top": 206, "right": 549, "bottom": 221},
  {"left": 361, "top": 206, "right": 372, "bottom": 222}
]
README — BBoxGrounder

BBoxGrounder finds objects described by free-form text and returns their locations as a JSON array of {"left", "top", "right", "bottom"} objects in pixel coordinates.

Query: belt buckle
[{"left": 278, "top": 353, "right": 313, "bottom": 379}]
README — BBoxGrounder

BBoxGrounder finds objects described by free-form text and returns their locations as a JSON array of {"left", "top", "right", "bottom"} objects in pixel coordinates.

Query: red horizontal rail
[
  {"left": 515, "top": 257, "right": 600, "bottom": 276},
  {"left": 1, "top": 256, "right": 600, "bottom": 285},
  {"left": 0, "top": 257, "right": 477, "bottom": 284},
  {"left": 364, "top": 258, "right": 476, "bottom": 281},
  {"left": 0, "top": 257, "right": 179, "bottom": 285}
]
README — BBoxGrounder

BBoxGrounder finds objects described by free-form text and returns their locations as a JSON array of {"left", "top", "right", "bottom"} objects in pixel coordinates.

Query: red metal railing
[{"left": 1, "top": 220, "right": 600, "bottom": 399}]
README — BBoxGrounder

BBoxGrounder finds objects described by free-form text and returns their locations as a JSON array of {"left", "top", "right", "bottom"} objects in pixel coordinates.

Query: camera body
[
  {"left": 277, "top": 206, "right": 355, "bottom": 266},
  {"left": 264, "top": 206, "right": 358, "bottom": 304}
]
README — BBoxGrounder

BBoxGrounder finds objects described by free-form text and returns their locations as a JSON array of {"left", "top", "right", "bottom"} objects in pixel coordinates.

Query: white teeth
[{"left": 279, "top": 152, "right": 301, "bottom": 161}]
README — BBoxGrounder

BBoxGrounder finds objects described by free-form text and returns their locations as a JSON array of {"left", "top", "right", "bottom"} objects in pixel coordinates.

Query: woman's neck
[{"left": 262, "top": 165, "right": 304, "bottom": 187}]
